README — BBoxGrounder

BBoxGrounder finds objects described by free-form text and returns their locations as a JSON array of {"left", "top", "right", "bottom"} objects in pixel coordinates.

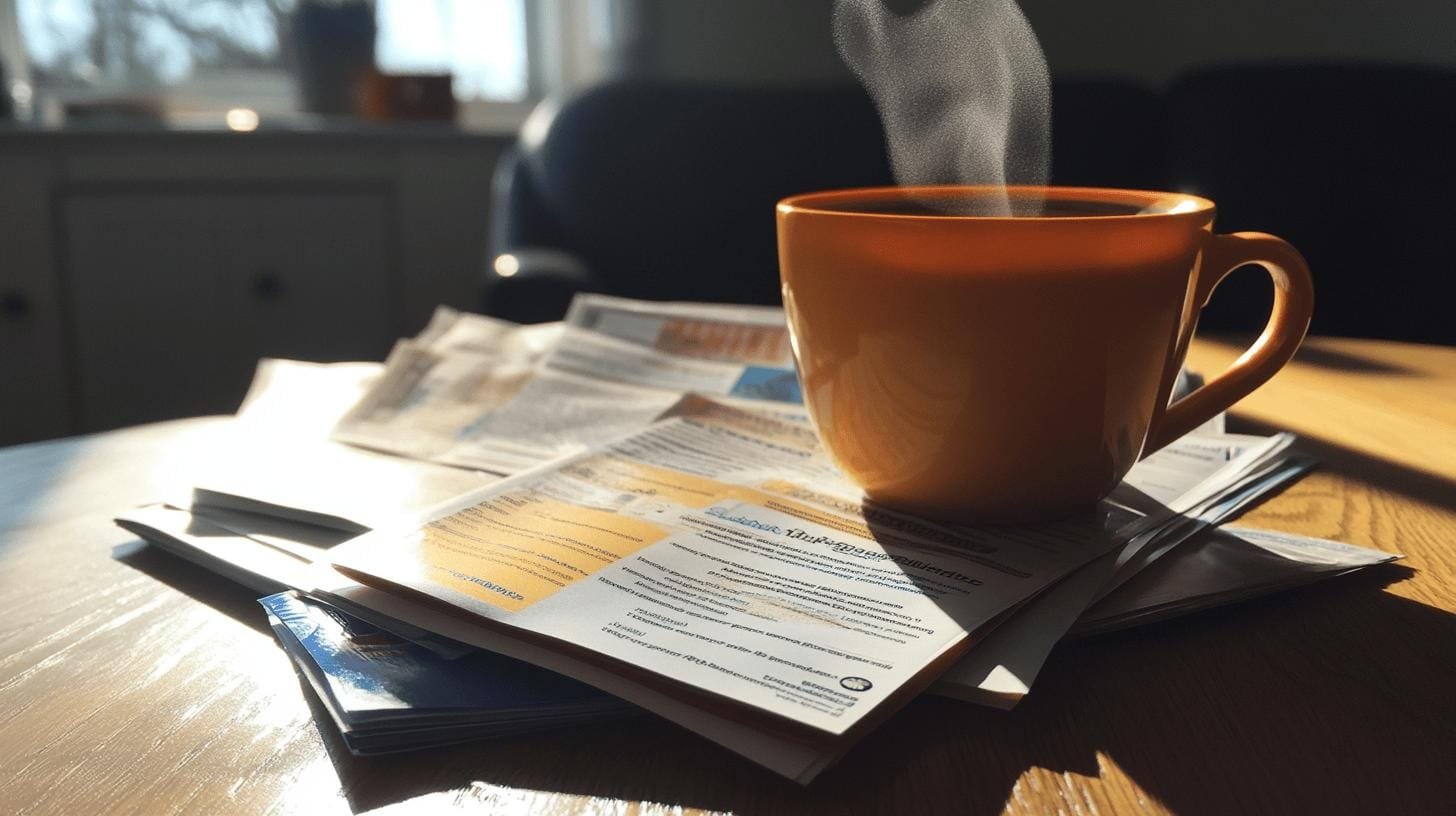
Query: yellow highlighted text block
[{"left": 423, "top": 492, "right": 668, "bottom": 612}]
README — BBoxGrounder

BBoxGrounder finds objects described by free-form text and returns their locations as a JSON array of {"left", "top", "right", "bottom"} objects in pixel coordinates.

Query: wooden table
[{"left": 3, "top": 336, "right": 1454, "bottom": 815}]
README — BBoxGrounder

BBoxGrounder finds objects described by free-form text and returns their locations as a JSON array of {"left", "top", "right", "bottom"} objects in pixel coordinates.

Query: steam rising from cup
[{"left": 834, "top": 0, "right": 1051, "bottom": 215}]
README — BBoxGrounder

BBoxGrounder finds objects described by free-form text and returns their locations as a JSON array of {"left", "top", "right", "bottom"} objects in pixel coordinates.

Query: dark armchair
[
  {"left": 483, "top": 67, "right": 1456, "bottom": 344},
  {"left": 1166, "top": 63, "right": 1456, "bottom": 344},
  {"left": 483, "top": 80, "right": 892, "bottom": 322}
]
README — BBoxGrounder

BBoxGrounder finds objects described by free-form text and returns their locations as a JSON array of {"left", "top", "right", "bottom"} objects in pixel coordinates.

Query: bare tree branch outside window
[
  {"left": 17, "top": 0, "right": 532, "bottom": 108},
  {"left": 20, "top": 0, "right": 294, "bottom": 89}
]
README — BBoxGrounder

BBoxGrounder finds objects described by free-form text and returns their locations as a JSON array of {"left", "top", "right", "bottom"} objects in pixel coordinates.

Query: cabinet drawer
[
  {"left": 64, "top": 191, "right": 398, "bottom": 431},
  {"left": 0, "top": 152, "right": 71, "bottom": 446}
]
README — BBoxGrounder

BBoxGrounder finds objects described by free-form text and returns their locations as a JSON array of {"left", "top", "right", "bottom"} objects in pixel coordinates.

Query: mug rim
[{"left": 776, "top": 185, "right": 1217, "bottom": 223}]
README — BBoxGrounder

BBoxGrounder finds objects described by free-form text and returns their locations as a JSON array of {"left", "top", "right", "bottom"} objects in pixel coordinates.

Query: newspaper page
[
  {"left": 187, "top": 357, "right": 499, "bottom": 532},
  {"left": 1077, "top": 525, "right": 1399, "bottom": 634},
  {"left": 118, "top": 503, "right": 345, "bottom": 594},
  {"left": 328, "top": 401, "right": 1121, "bottom": 768},
  {"left": 932, "top": 433, "right": 1311, "bottom": 705},
  {"left": 333, "top": 297, "right": 806, "bottom": 475},
  {"left": 309, "top": 567, "right": 838, "bottom": 782},
  {"left": 436, "top": 296, "right": 806, "bottom": 472},
  {"left": 332, "top": 309, "right": 564, "bottom": 462}
]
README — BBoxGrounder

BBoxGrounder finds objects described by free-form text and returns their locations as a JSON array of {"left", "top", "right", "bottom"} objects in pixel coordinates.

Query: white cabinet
[{"left": 0, "top": 128, "right": 511, "bottom": 444}]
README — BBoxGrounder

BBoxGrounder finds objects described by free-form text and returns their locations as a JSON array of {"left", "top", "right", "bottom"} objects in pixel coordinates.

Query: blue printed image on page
[
  {"left": 729, "top": 367, "right": 804, "bottom": 404},
  {"left": 259, "top": 592, "right": 626, "bottom": 726}
]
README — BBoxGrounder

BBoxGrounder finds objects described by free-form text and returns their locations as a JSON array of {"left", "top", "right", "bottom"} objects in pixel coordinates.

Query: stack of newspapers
[{"left": 117, "top": 294, "right": 1398, "bottom": 783}]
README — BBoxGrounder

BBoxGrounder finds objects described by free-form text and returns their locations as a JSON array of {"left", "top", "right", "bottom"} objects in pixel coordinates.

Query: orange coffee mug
[{"left": 776, "top": 185, "right": 1313, "bottom": 523}]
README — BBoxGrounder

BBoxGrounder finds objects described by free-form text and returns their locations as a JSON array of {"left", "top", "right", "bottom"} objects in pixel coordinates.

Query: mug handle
[{"left": 1143, "top": 231, "right": 1315, "bottom": 455}]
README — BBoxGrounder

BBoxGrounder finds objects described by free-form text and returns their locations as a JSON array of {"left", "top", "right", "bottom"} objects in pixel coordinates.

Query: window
[
  {"left": 17, "top": 0, "right": 298, "bottom": 115},
  {"left": 7, "top": 0, "right": 601, "bottom": 126},
  {"left": 376, "top": 0, "right": 528, "bottom": 102}
]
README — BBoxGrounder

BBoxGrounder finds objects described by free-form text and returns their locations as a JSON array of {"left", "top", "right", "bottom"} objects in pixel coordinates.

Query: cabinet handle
[
  {"left": 0, "top": 290, "right": 31, "bottom": 320},
  {"left": 251, "top": 270, "right": 286, "bottom": 304}
]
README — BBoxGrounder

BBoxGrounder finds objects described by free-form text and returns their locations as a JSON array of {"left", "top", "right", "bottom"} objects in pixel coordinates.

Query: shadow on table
[
  {"left": 1227, "top": 415, "right": 1456, "bottom": 517},
  {"left": 1288, "top": 343, "right": 1420, "bottom": 376},
  {"left": 1205, "top": 334, "right": 1421, "bottom": 377},
  {"left": 111, "top": 538, "right": 275, "bottom": 636}
]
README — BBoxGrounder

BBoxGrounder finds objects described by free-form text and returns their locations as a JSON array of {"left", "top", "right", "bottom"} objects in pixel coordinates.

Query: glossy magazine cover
[{"left": 260, "top": 591, "right": 630, "bottom": 753}]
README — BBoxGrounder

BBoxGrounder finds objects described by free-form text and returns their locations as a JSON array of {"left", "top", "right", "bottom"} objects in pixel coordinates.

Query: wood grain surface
[{"left": 2, "top": 336, "right": 1454, "bottom": 816}]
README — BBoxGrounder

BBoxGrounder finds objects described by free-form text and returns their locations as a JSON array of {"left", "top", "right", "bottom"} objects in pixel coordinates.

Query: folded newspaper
[
  {"left": 113, "top": 295, "right": 1398, "bottom": 779},
  {"left": 185, "top": 357, "right": 498, "bottom": 533}
]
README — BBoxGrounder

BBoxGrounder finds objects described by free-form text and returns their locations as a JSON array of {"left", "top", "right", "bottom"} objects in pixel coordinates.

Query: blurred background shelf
[{"left": 0, "top": 126, "right": 510, "bottom": 444}]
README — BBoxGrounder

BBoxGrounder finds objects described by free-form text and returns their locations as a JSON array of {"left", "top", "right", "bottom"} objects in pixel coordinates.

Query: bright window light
[{"left": 375, "top": 0, "right": 529, "bottom": 102}]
